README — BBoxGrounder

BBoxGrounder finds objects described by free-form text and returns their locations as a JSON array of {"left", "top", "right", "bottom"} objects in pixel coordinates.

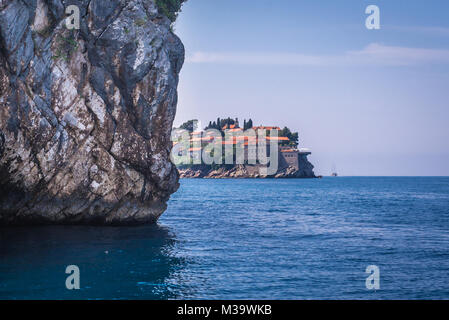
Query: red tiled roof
[
  {"left": 222, "top": 124, "right": 237, "bottom": 130},
  {"left": 266, "top": 136, "right": 289, "bottom": 141},
  {"left": 252, "top": 126, "right": 281, "bottom": 131}
]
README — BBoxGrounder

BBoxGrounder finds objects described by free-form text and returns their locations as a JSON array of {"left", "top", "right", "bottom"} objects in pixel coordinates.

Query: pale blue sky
[{"left": 173, "top": 0, "right": 449, "bottom": 176}]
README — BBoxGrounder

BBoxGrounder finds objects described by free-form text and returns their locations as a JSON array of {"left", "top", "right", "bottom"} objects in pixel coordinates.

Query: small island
[{"left": 172, "top": 118, "right": 316, "bottom": 178}]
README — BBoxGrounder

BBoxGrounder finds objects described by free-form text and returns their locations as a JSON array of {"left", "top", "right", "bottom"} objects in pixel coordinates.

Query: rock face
[
  {"left": 274, "top": 154, "right": 316, "bottom": 178},
  {"left": 0, "top": 0, "right": 185, "bottom": 225}
]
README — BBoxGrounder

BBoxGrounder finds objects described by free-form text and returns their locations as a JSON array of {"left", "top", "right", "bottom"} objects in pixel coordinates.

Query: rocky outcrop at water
[
  {"left": 274, "top": 153, "right": 316, "bottom": 178},
  {"left": 178, "top": 155, "right": 316, "bottom": 179},
  {"left": 0, "top": 0, "right": 184, "bottom": 225}
]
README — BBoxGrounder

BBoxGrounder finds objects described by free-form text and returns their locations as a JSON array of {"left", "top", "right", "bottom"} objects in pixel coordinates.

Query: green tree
[
  {"left": 246, "top": 119, "right": 253, "bottom": 129},
  {"left": 179, "top": 119, "right": 198, "bottom": 132},
  {"left": 280, "top": 126, "right": 299, "bottom": 147}
]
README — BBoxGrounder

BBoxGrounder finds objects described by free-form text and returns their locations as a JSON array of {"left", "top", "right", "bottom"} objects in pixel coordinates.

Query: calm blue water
[{"left": 1, "top": 177, "right": 449, "bottom": 299}]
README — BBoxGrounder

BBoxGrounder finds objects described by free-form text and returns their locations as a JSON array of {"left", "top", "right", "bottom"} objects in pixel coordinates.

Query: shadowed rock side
[{"left": 0, "top": 0, "right": 185, "bottom": 225}]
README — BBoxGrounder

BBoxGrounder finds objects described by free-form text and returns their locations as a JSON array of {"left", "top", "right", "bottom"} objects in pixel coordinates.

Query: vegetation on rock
[{"left": 155, "top": 0, "right": 187, "bottom": 22}]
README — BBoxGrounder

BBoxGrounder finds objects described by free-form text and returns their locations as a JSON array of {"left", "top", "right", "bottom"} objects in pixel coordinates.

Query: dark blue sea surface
[{"left": 1, "top": 177, "right": 449, "bottom": 299}]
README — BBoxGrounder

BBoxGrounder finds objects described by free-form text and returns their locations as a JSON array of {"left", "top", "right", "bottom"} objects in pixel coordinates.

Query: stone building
[{"left": 279, "top": 146, "right": 312, "bottom": 171}]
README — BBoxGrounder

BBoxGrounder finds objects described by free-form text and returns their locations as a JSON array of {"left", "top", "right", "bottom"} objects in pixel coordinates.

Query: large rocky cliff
[{"left": 0, "top": 0, "right": 185, "bottom": 225}]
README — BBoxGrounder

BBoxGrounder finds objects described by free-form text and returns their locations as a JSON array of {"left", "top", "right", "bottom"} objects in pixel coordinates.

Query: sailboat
[{"left": 331, "top": 164, "right": 338, "bottom": 177}]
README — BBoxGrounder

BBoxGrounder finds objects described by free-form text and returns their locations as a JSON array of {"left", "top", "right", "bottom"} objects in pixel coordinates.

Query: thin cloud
[
  {"left": 347, "top": 43, "right": 449, "bottom": 66},
  {"left": 186, "top": 43, "right": 449, "bottom": 67},
  {"left": 389, "top": 25, "right": 449, "bottom": 36}
]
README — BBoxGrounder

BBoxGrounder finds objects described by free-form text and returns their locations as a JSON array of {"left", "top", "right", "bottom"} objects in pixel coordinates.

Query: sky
[{"left": 172, "top": 0, "right": 449, "bottom": 176}]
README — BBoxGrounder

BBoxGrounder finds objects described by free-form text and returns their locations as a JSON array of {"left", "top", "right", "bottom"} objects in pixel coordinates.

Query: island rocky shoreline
[{"left": 178, "top": 155, "right": 316, "bottom": 179}]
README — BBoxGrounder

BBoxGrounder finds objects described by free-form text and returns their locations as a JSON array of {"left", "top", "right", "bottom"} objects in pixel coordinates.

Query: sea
[{"left": 1, "top": 177, "right": 449, "bottom": 300}]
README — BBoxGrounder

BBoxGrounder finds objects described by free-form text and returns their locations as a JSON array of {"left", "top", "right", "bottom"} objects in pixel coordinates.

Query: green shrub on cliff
[
  {"left": 52, "top": 30, "right": 79, "bottom": 62},
  {"left": 155, "top": 0, "right": 187, "bottom": 22}
]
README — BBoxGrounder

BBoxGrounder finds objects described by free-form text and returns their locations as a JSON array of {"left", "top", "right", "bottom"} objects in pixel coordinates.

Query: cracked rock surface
[{"left": 0, "top": 0, "right": 184, "bottom": 225}]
